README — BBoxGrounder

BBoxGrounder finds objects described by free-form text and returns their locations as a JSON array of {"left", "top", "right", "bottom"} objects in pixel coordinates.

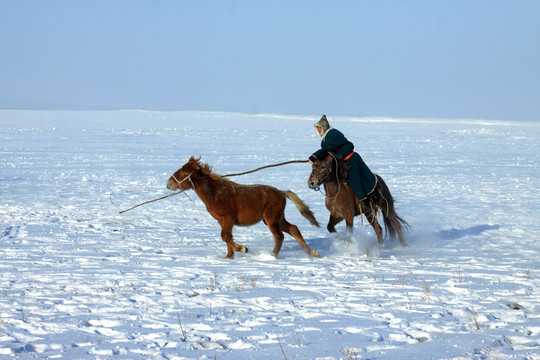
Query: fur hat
[{"left": 314, "top": 115, "right": 330, "bottom": 132}]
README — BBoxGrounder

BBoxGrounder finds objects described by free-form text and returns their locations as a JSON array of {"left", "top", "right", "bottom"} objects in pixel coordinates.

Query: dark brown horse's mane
[
  {"left": 324, "top": 152, "right": 351, "bottom": 182},
  {"left": 337, "top": 156, "right": 351, "bottom": 180}
]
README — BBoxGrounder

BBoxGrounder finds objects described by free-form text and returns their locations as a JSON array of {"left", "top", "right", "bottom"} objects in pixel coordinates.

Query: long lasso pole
[
  {"left": 117, "top": 159, "right": 309, "bottom": 214},
  {"left": 223, "top": 159, "right": 309, "bottom": 177}
]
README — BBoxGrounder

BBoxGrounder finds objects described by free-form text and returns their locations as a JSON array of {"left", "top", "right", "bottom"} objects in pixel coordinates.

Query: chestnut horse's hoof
[
  {"left": 309, "top": 249, "right": 320, "bottom": 257},
  {"left": 241, "top": 246, "right": 249, "bottom": 253}
]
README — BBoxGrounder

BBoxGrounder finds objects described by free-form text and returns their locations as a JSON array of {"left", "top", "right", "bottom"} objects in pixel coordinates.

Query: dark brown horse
[
  {"left": 167, "top": 156, "right": 321, "bottom": 259},
  {"left": 308, "top": 152, "right": 408, "bottom": 246}
]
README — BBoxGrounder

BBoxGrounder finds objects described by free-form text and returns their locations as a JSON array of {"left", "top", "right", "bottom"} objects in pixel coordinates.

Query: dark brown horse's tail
[
  {"left": 375, "top": 175, "right": 409, "bottom": 240},
  {"left": 284, "top": 190, "right": 321, "bottom": 228}
]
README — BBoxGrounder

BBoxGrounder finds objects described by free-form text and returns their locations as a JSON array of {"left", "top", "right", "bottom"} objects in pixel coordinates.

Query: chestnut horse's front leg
[
  {"left": 221, "top": 228, "right": 235, "bottom": 259},
  {"left": 219, "top": 219, "right": 248, "bottom": 259}
]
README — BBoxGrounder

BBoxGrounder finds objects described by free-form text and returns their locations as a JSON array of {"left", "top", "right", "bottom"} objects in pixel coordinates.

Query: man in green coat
[{"left": 309, "top": 115, "right": 376, "bottom": 201}]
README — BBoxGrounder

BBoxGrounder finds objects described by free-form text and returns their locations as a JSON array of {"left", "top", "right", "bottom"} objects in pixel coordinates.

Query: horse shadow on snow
[
  {"left": 436, "top": 224, "right": 501, "bottom": 240},
  {"left": 304, "top": 223, "right": 501, "bottom": 259},
  {"left": 221, "top": 224, "right": 502, "bottom": 260}
]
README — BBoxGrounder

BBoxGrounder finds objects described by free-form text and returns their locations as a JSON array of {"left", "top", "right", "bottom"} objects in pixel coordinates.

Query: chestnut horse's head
[
  {"left": 166, "top": 156, "right": 201, "bottom": 191},
  {"left": 308, "top": 153, "right": 334, "bottom": 191}
]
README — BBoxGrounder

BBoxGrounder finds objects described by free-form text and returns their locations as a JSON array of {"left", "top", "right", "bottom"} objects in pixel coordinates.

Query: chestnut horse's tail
[
  {"left": 284, "top": 190, "right": 321, "bottom": 228},
  {"left": 374, "top": 175, "right": 410, "bottom": 240}
]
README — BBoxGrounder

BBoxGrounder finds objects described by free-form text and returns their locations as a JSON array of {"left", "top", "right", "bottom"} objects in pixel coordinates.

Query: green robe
[{"left": 313, "top": 128, "right": 376, "bottom": 201}]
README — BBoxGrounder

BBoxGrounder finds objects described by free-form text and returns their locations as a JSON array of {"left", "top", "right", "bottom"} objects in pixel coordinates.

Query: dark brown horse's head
[
  {"left": 307, "top": 152, "right": 349, "bottom": 191},
  {"left": 166, "top": 156, "right": 201, "bottom": 191}
]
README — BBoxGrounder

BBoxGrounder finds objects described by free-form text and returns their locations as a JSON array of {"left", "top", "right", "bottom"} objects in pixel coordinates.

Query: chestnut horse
[
  {"left": 308, "top": 152, "right": 408, "bottom": 246},
  {"left": 167, "top": 156, "right": 321, "bottom": 259}
]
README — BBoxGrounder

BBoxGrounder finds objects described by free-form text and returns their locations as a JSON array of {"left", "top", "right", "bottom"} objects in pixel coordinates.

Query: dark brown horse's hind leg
[
  {"left": 365, "top": 210, "right": 384, "bottom": 244},
  {"left": 377, "top": 176, "right": 408, "bottom": 247},
  {"left": 280, "top": 218, "right": 319, "bottom": 257}
]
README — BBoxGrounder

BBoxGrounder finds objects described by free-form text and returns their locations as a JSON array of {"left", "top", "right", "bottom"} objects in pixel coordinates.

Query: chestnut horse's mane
[{"left": 189, "top": 156, "right": 230, "bottom": 182}]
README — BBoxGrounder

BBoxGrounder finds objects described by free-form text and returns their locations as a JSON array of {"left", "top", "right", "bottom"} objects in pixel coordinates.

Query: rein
[
  {"left": 171, "top": 170, "right": 195, "bottom": 189},
  {"left": 317, "top": 153, "right": 343, "bottom": 201}
]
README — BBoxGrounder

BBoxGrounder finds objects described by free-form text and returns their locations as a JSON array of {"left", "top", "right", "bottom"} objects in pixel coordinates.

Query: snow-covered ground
[{"left": 1, "top": 110, "right": 539, "bottom": 359}]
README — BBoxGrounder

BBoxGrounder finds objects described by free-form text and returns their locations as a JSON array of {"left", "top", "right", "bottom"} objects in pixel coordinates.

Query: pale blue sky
[{"left": 1, "top": 0, "right": 539, "bottom": 121}]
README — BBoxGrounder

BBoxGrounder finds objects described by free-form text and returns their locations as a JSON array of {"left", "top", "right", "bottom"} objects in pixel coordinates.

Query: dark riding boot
[{"left": 346, "top": 153, "right": 376, "bottom": 201}]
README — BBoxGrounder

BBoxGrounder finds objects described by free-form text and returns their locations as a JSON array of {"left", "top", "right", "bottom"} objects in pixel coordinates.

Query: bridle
[
  {"left": 313, "top": 153, "right": 343, "bottom": 200},
  {"left": 171, "top": 170, "right": 195, "bottom": 189}
]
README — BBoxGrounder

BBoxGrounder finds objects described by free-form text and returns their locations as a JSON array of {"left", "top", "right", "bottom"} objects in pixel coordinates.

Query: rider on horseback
[{"left": 309, "top": 115, "right": 377, "bottom": 201}]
